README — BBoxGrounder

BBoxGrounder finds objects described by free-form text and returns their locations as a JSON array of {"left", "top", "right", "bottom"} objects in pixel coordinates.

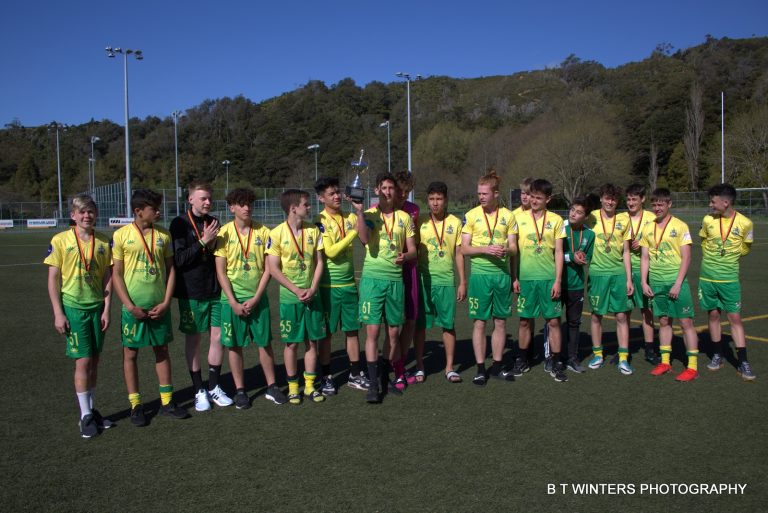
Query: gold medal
[
  {"left": 535, "top": 246, "right": 543, "bottom": 254},
  {"left": 389, "top": 243, "right": 397, "bottom": 251},
  {"left": 720, "top": 249, "right": 726, "bottom": 257},
  {"left": 299, "top": 262, "right": 307, "bottom": 271},
  {"left": 719, "top": 213, "right": 736, "bottom": 259},
  {"left": 438, "top": 251, "right": 445, "bottom": 258},
  {"left": 236, "top": 223, "right": 253, "bottom": 272},
  {"left": 73, "top": 228, "right": 95, "bottom": 283},
  {"left": 530, "top": 210, "right": 547, "bottom": 254},
  {"left": 605, "top": 246, "right": 611, "bottom": 254},
  {"left": 286, "top": 224, "right": 307, "bottom": 271},
  {"left": 243, "top": 263, "right": 251, "bottom": 271},
  {"left": 148, "top": 267, "right": 157, "bottom": 275}
]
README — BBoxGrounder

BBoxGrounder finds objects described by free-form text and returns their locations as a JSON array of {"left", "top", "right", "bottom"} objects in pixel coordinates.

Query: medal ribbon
[
  {"left": 329, "top": 213, "right": 345, "bottom": 238},
  {"left": 629, "top": 211, "right": 643, "bottom": 240},
  {"left": 132, "top": 222, "right": 156, "bottom": 269},
  {"left": 236, "top": 223, "right": 253, "bottom": 263},
  {"left": 482, "top": 209, "right": 499, "bottom": 245},
  {"left": 600, "top": 211, "right": 616, "bottom": 250},
  {"left": 430, "top": 214, "right": 446, "bottom": 254},
  {"left": 287, "top": 224, "right": 305, "bottom": 263},
  {"left": 187, "top": 210, "right": 207, "bottom": 252},
  {"left": 73, "top": 228, "right": 94, "bottom": 273},
  {"left": 530, "top": 210, "right": 547, "bottom": 249},
  {"left": 653, "top": 216, "right": 671, "bottom": 257},
  {"left": 719, "top": 212, "right": 737, "bottom": 252},
  {"left": 380, "top": 210, "right": 395, "bottom": 247},
  {"left": 569, "top": 226, "right": 583, "bottom": 256}
]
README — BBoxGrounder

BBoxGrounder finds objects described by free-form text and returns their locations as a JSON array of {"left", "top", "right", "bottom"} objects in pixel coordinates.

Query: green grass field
[{"left": 2, "top": 227, "right": 767, "bottom": 513}]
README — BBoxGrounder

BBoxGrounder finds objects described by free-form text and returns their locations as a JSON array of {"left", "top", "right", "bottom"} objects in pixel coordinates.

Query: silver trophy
[{"left": 346, "top": 149, "right": 367, "bottom": 204}]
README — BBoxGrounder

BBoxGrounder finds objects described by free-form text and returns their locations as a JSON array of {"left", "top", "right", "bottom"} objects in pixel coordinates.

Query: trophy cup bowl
[{"left": 346, "top": 149, "right": 367, "bottom": 203}]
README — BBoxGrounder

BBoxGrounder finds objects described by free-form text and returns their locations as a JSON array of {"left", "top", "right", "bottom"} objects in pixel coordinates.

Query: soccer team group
[{"left": 45, "top": 170, "right": 756, "bottom": 438}]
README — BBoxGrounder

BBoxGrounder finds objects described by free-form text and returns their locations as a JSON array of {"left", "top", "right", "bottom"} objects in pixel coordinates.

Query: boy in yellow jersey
[
  {"left": 112, "top": 189, "right": 188, "bottom": 426},
  {"left": 357, "top": 172, "right": 417, "bottom": 403},
  {"left": 461, "top": 169, "right": 517, "bottom": 385},
  {"left": 267, "top": 189, "right": 326, "bottom": 404},
  {"left": 313, "top": 177, "right": 370, "bottom": 394},
  {"left": 512, "top": 179, "right": 567, "bottom": 382},
  {"left": 215, "top": 188, "right": 287, "bottom": 409},
  {"left": 585, "top": 183, "right": 634, "bottom": 375},
  {"left": 699, "top": 184, "right": 755, "bottom": 380},
  {"left": 625, "top": 183, "right": 660, "bottom": 365},
  {"left": 640, "top": 188, "right": 699, "bottom": 382},
  {"left": 414, "top": 182, "right": 467, "bottom": 382},
  {"left": 45, "top": 194, "right": 113, "bottom": 438}
]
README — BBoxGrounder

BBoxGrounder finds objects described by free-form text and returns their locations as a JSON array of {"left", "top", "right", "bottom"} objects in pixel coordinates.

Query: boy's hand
[
  {"left": 242, "top": 297, "right": 258, "bottom": 314},
  {"left": 202, "top": 219, "right": 220, "bottom": 245},
  {"left": 513, "top": 279, "right": 521, "bottom": 294},
  {"left": 297, "top": 288, "right": 315, "bottom": 303},
  {"left": 574, "top": 251, "right": 587, "bottom": 265},
  {"left": 642, "top": 282, "right": 654, "bottom": 298},
  {"left": 485, "top": 245, "right": 506, "bottom": 258},
  {"left": 626, "top": 280, "right": 634, "bottom": 297},
  {"left": 148, "top": 302, "right": 169, "bottom": 319},
  {"left": 395, "top": 253, "right": 405, "bottom": 265},
  {"left": 54, "top": 313, "right": 70, "bottom": 335},
  {"left": 129, "top": 305, "right": 149, "bottom": 320},
  {"left": 668, "top": 283, "right": 682, "bottom": 299},
  {"left": 456, "top": 283, "right": 467, "bottom": 302},
  {"left": 230, "top": 302, "right": 246, "bottom": 317},
  {"left": 550, "top": 281, "right": 561, "bottom": 299},
  {"left": 346, "top": 196, "right": 364, "bottom": 213},
  {"left": 631, "top": 240, "right": 641, "bottom": 251},
  {"left": 100, "top": 311, "right": 111, "bottom": 332}
]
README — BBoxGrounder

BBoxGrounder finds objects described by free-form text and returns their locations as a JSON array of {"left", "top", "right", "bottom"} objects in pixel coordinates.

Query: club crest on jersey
[
  {"left": 670, "top": 229, "right": 677, "bottom": 237},
  {"left": 255, "top": 237, "right": 263, "bottom": 246},
  {"left": 545, "top": 222, "right": 552, "bottom": 229},
  {"left": 346, "top": 221, "right": 353, "bottom": 230},
  {"left": 446, "top": 225, "right": 454, "bottom": 234},
  {"left": 97, "top": 245, "right": 106, "bottom": 255},
  {"left": 500, "top": 217, "right": 507, "bottom": 226},
  {"left": 733, "top": 227, "right": 740, "bottom": 236},
  {"left": 157, "top": 239, "right": 164, "bottom": 247},
  {"left": 307, "top": 235, "right": 314, "bottom": 245},
  {"left": 616, "top": 222, "right": 623, "bottom": 230},
  {"left": 398, "top": 219, "right": 404, "bottom": 228}
]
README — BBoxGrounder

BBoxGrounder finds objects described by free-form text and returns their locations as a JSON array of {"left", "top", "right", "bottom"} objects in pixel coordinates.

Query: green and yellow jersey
[
  {"left": 461, "top": 205, "right": 516, "bottom": 274},
  {"left": 624, "top": 209, "right": 656, "bottom": 271},
  {"left": 214, "top": 221, "right": 270, "bottom": 301},
  {"left": 639, "top": 216, "right": 692, "bottom": 283},
  {"left": 586, "top": 210, "right": 630, "bottom": 276},
  {"left": 417, "top": 213, "right": 462, "bottom": 286},
  {"left": 699, "top": 212, "right": 753, "bottom": 283},
  {"left": 564, "top": 224, "right": 595, "bottom": 290},
  {"left": 360, "top": 207, "right": 415, "bottom": 281},
  {"left": 314, "top": 210, "right": 357, "bottom": 286},
  {"left": 267, "top": 221, "right": 322, "bottom": 303},
  {"left": 44, "top": 229, "right": 112, "bottom": 309},
  {"left": 516, "top": 209, "right": 566, "bottom": 281},
  {"left": 112, "top": 223, "right": 173, "bottom": 309}
]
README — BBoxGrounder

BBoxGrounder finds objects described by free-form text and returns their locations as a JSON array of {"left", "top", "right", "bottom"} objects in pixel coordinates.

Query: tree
[
  {"left": 683, "top": 81, "right": 704, "bottom": 190},
  {"left": 648, "top": 139, "right": 659, "bottom": 191},
  {"left": 725, "top": 103, "right": 768, "bottom": 207}
]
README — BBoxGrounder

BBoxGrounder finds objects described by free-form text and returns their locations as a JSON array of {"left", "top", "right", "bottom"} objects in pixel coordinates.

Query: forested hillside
[{"left": 1, "top": 35, "right": 766, "bottom": 206}]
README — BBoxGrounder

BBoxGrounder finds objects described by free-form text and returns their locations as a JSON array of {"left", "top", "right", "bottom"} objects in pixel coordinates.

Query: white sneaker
[
  {"left": 208, "top": 385, "right": 234, "bottom": 407},
  {"left": 194, "top": 388, "right": 211, "bottom": 412}
]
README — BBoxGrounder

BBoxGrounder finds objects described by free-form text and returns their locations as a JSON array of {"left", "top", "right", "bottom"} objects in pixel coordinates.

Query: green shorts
[
  {"left": 468, "top": 273, "right": 512, "bottom": 320},
  {"left": 631, "top": 271, "right": 650, "bottom": 310},
  {"left": 359, "top": 277, "right": 404, "bottom": 326},
  {"left": 320, "top": 284, "right": 360, "bottom": 333},
  {"left": 178, "top": 297, "right": 221, "bottom": 334},
  {"left": 63, "top": 304, "right": 106, "bottom": 359},
  {"left": 417, "top": 274, "right": 456, "bottom": 330},
  {"left": 121, "top": 307, "right": 173, "bottom": 348},
  {"left": 650, "top": 279, "right": 695, "bottom": 319},
  {"left": 698, "top": 280, "right": 742, "bottom": 314},
  {"left": 220, "top": 296, "right": 271, "bottom": 348},
  {"left": 588, "top": 274, "right": 632, "bottom": 315},
  {"left": 279, "top": 296, "right": 327, "bottom": 343},
  {"left": 517, "top": 280, "right": 562, "bottom": 319}
]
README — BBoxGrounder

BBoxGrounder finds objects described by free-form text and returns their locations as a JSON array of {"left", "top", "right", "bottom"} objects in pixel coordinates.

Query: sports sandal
[
  {"left": 445, "top": 370, "right": 462, "bottom": 383},
  {"left": 406, "top": 369, "right": 426, "bottom": 384}
]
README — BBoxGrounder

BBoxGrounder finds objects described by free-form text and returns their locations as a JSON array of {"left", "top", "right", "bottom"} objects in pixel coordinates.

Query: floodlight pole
[
  {"left": 721, "top": 91, "right": 725, "bottom": 184},
  {"left": 222, "top": 160, "right": 230, "bottom": 196},
  {"left": 380, "top": 121, "right": 391, "bottom": 173},
  {"left": 89, "top": 136, "right": 100, "bottom": 192},
  {"left": 395, "top": 72, "right": 422, "bottom": 201},
  {"left": 49, "top": 122, "right": 66, "bottom": 217},
  {"left": 172, "top": 111, "right": 182, "bottom": 216}
]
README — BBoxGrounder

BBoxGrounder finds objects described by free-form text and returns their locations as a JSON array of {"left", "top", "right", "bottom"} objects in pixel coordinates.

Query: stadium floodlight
[
  {"left": 394, "top": 72, "right": 423, "bottom": 201},
  {"left": 105, "top": 45, "right": 143, "bottom": 216},
  {"left": 89, "top": 136, "right": 101, "bottom": 192},
  {"left": 171, "top": 111, "right": 184, "bottom": 216},
  {"left": 379, "top": 121, "right": 391, "bottom": 173},
  {"left": 222, "top": 160, "right": 230, "bottom": 196},
  {"left": 307, "top": 144, "right": 320, "bottom": 183},
  {"left": 48, "top": 122, "right": 67, "bottom": 218}
]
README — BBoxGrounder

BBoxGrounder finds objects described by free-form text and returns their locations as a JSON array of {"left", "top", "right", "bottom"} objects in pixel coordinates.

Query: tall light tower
[
  {"left": 379, "top": 121, "right": 391, "bottom": 173},
  {"left": 307, "top": 144, "right": 320, "bottom": 183},
  {"left": 395, "top": 72, "right": 422, "bottom": 201},
  {"left": 106, "top": 46, "right": 143, "bottom": 217},
  {"left": 48, "top": 122, "right": 67, "bottom": 218},
  {"left": 89, "top": 136, "right": 100, "bottom": 193},
  {"left": 171, "top": 111, "right": 183, "bottom": 216},
  {"left": 222, "top": 160, "right": 230, "bottom": 196}
]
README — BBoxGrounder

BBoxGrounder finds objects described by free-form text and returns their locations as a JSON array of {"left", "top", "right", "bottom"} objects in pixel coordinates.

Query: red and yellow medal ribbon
[
  {"left": 629, "top": 211, "right": 643, "bottom": 240},
  {"left": 600, "top": 211, "right": 616, "bottom": 250},
  {"left": 329, "top": 213, "right": 345, "bottom": 239},
  {"left": 569, "top": 225, "right": 583, "bottom": 256},
  {"left": 73, "top": 228, "right": 94, "bottom": 273},
  {"left": 482, "top": 208, "right": 498, "bottom": 245},
  {"left": 132, "top": 222, "right": 156, "bottom": 269},
  {"left": 287, "top": 224, "right": 305, "bottom": 263},
  {"left": 380, "top": 209, "right": 395, "bottom": 247},
  {"left": 236, "top": 223, "right": 253, "bottom": 262},
  {"left": 719, "top": 212, "right": 737, "bottom": 249},
  {"left": 653, "top": 216, "right": 671, "bottom": 256},
  {"left": 530, "top": 210, "right": 547, "bottom": 248},
  {"left": 187, "top": 210, "right": 207, "bottom": 252},
  {"left": 430, "top": 214, "right": 446, "bottom": 253}
]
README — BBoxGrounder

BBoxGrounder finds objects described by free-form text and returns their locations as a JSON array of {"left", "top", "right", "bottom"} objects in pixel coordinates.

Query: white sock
[
  {"left": 77, "top": 391, "right": 92, "bottom": 418},
  {"left": 89, "top": 388, "right": 95, "bottom": 409}
]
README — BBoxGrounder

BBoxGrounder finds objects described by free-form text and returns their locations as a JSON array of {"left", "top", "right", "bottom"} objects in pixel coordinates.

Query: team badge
[
  {"left": 157, "top": 239, "right": 164, "bottom": 247},
  {"left": 255, "top": 237, "right": 263, "bottom": 246},
  {"left": 500, "top": 217, "right": 507, "bottom": 226},
  {"left": 733, "top": 227, "right": 740, "bottom": 236},
  {"left": 545, "top": 222, "right": 552, "bottom": 229},
  {"left": 446, "top": 225, "right": 454, "bottom": 234},
  {"left": 670, "top": 229, "right": 677, "bottom": 237},
  {"left": 308, "top": 236, "right": 314, "bottom": 245}
]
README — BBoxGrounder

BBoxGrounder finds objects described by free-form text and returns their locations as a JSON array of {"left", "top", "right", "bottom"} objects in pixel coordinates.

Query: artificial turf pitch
[{"left": 1, "top": 229, "right": 767, "bottom": 513}]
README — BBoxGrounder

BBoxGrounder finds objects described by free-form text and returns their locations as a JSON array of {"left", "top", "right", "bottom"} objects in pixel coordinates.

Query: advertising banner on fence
[
  {"left": 0, "top": 220, "right": 13, "bottom": 229},
  {"left": 27, "top": 219, "right": 57, "bottom": 228},
  {"left": 109, "top": 217, "right": 134, "bottom": 227}
]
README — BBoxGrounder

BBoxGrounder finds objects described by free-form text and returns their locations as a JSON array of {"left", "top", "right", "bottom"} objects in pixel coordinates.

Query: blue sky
[{"left": 1, "top": 0, "right": 765, "bottom": 127}]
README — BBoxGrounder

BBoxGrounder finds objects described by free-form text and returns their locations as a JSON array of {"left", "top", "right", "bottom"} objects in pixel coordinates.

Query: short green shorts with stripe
[
  {"left": 279, "top": 295, "right": 327, "bottom": 343},
  {"left": 588, "top": 274, "right": 632, "bottom": 315},
  {"left": 63, "top": 304, "right": 106, "bottom": 358},
  {"left": 417, "top": 274, "right": 456, "bottom": 330},
  {"left": 121, "top": 307, "right": 173, "bottom": 348},
  {"left": 468, "top": 273, "right": 511, "bottom": 320},
  {"left": 516, "top": 280, "right": 562, "bottom": 319},
  {"left": 220, "top": 295, "right": 271, "bottom": 348},
  {"left": 358, "top": 277, "right": 404, "bottom": 326},
  {"left": 631, "top": 271, "right": 650, "bottom": 310},
  {"left": 178, "top": 297, "right": 221, "bottom": 334},
  {"left": 650, "top": 279, "right": 695, "bottom": 319},
  {"left": 320, "top": 284, "right": 360, "bottom": 333},
  {"left": 698, "top": 280, "right": 742, "bottom": 314}
]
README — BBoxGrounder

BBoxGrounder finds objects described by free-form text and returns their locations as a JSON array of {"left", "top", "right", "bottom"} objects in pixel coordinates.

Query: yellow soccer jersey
[
  {"left": 461, "top": 205, "right": 516, "bottom": 274},
  {"left": 512, "top": 205, "right": 529, "bottom": 217},
  {"left": 624, "top": 209, "right": 656, "bottom": 271},
  {"left": 314, "top": 210, "right": 357, "bottom": 286},
  {"left": 639, "top": 216, "right": 692, "bottom": 283},
  {"left": 44, "top": 229, "right": 112, "bottom": 309},
  {"left": 112, "top": 223, "right": 173, "bottom": 309},
  {"left": 699, "top": 212, "right": 753, "bottom": 282},
  {"left": 267, "top": 221, "right": 322, "bottom": 303},
  {"left": 360, "top": 208, "right": 415, "bottom": 281},
  {"left": 417, "top": 213, "right": 462, "bottom": 286},
  {"left": 587, "top": 210, "right": 630, "bottom": 276},
  {"left": 214, "top": 221, "right": 270, "bottom": 300},
  {"left": 516, "top": 210, "right": 566, "bottom": 281}
]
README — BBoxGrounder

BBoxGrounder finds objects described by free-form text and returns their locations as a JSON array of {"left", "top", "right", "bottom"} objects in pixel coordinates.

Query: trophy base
[{"left": 345, "top": 185, "right": 365, "bottom": 204}]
